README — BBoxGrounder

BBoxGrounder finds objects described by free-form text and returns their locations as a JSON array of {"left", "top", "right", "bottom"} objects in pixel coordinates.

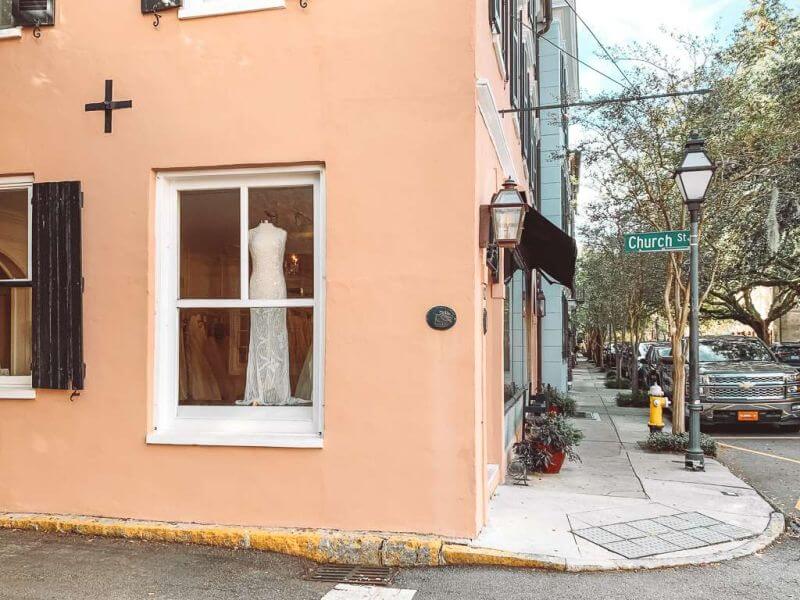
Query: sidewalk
[{"left": 472, "top": 360, "right": 783, "bottom": 570}]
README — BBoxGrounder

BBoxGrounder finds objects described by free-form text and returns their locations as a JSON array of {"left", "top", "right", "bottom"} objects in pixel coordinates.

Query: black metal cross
[{"left": 84, "top": 80, "right": 133, "bottom": 134}]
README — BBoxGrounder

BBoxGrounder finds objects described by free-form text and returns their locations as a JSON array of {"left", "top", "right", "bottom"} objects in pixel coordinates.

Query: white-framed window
[
  {"left": 0, "top": 176, "right": 34, "bottom": 398},
  {"left": 150, "top": 166, "right": 325, "bottom": 448},
  {"left": 0, "top": 0, "right": 22, "bottom": 39},
  {"left": 178, "top": 0, "right": 286, "bottom": 20}
]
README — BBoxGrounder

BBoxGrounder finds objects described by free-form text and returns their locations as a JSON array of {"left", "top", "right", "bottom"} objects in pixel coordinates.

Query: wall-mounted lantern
[
  {"left": 490, "top": 178, "right": 529, "bottom": 248},
  {"left": 536, "top": 289, "right": 546, "bottom": 318}
]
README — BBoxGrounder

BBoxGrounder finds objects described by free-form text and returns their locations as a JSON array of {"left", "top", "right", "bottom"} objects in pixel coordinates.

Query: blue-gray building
[{"left": 537, "top": 1, "right": 579, "bottom": 392}]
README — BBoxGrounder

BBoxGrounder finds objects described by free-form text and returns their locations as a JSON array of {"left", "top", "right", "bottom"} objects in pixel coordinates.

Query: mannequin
[{"left": 239, "top": 220, "right": 292, "bottom": 406}]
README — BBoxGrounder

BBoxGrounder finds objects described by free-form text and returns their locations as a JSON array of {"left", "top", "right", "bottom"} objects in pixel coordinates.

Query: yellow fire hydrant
[{"left": 648, "top": 383, "right": 667, "bottom": 433}]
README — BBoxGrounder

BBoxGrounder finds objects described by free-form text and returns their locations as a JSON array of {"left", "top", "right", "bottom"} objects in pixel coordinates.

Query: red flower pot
[{"left": 543, "top": 450, "right": 566, "bottom": 474}]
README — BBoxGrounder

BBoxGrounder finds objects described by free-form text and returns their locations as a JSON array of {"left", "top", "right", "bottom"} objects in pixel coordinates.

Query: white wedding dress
[{"left": 239, "top": 221, "right": 292, "bottom": 406}]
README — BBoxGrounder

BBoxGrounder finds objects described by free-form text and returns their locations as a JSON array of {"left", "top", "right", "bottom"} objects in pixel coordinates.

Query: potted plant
[
  {"left": 529, "top": 414, "right": 583, "bottom": 474},
  {"left": 543, "top": 387, "right": 577, "bottom": 417}
]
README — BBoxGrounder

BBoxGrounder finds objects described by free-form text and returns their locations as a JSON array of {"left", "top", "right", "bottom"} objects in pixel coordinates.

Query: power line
[
  {"left": 538, "top": 34, "right": 627, "bottom": 90},
  {"left": 499, "top": 88, "right": 712, "bottom": 114},
  {"left": 561, "top": 0, "right": 636, "bottom": 89},
  {"left": 512, "top": 14, "right": 627, "bottom": 90}
]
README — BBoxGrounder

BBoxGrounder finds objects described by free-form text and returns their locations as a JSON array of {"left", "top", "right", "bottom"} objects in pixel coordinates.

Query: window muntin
[
  {"left": 0, "top": 182, "right": 33, "bottom": 386},
  {"left": 154, "top": 167, "right": 324, "bottom": 446}
]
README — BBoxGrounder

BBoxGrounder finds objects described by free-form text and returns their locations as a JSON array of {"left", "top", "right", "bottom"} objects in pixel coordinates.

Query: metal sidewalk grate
[
  {"left": 572, "top": 511, "right": 755, "bottom": 559},
  {"left": 304, "top": 564, "right": 397, "bottom": 587}
]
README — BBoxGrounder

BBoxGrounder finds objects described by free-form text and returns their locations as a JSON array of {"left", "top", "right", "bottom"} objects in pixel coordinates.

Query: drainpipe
[{"left": 537, "top": 0, "right": 553, "bottom": 35}]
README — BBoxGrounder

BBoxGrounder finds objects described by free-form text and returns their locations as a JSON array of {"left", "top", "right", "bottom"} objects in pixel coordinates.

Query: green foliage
[
  {"left": 543, "top": 387, "right": 578, "bottom": 416},
  {"left": 524, "top": 414, "right": 584, "bottom": 471},
  {"left": 616, "top": 390, "right": 650, "bottom": 407},
  {"left": 576, "top": 0, "right": 800, "bottom": 344},
  {"left": 604, "top": 378, "right": 631, "bottom": 389},
  {"left": 644, "top": 432, "right": 718, "bottom": 457}
]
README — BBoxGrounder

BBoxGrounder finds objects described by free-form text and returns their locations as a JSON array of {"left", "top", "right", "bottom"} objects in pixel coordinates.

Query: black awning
[{"left": 517, "top": 209, "right": 577, "bottom": 289}]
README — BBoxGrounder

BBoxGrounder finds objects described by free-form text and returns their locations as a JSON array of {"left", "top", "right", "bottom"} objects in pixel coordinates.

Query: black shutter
[
  {"left": 12, "top": 0, "right": 54, "bottom": 27},
  {"left": 141, "top": 0, "right": 182, "bottom": 14},
  {"left": 31, "top": 181, "right": 84, "bottom": 391},
  {"left": 489, "top": 0, "right": 501, "bottom": 35}
]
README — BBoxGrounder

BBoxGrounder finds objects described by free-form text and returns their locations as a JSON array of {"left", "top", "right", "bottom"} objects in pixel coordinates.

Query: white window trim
[
  {"left": 150, "top": 166, "right": 325, "bottom": 448},
  {"left": 0, "top": 27, "right": 22, "bottom": 40},
  {"left": 178, "top": 0, "right": 286, "bottom": 20},
  {"left": 0, "top": 176, "right": 34, "bottom": 399}
]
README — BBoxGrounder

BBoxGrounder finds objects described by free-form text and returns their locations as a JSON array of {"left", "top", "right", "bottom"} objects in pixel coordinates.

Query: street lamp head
[
  {"left": 490, "top": 178, "right": 529, "bottom": 248},
  {"left": 673, "top": 131, "right": 716, "bottom": 208}
]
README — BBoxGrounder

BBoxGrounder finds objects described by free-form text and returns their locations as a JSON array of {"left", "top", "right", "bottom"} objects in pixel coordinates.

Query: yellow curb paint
[
  {"left": 441, "top": 544, "right": 565, "bottom": 570},
  {"left": 381, "top": 535, "right": 443, "bottom": 567},
  {"left": 0, "top": 513, "right": 564, "bottom": 570},
  {"left": 718, "top": 442, "right": 800, "bottom": 466}
]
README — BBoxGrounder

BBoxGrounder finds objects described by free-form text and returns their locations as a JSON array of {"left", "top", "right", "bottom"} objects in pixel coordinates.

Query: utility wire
[
  {"left": 538, "top": 34, "right": 627, "bottom": 90},
  {"left": 499, "top": 88, "right": 712, "bottom": 114},
  {"left": 561, "top": 0, "right": 636, "bottom": 89}
]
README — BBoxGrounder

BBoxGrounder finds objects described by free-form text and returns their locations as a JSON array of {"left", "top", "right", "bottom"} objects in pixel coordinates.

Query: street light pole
[
  {"left": 686, "top": 205, "right": 704, "bottom": 471},
  {"left": 673, "top": 132, "right": 716, "bottom": 472}
]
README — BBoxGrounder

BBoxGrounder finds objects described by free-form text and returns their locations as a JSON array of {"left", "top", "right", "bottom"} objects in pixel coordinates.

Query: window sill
[
  {"left": 0, "top": 387, "right": 36, "bottom": 399},
  {"left": 0, "top": 27, "right": 22, "bottom": 40},
  {"left": 146, "top": 429, "right": 323, "bottom": 448},
  {"left": 178, "top": 0, "right": 286, "bottom": 20}
]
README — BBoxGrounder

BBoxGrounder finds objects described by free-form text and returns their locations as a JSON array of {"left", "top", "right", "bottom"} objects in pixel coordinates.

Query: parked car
[
  {"left": 771, "top": 342, "right": 800, "bottom": 368},
  {"left": 639, "top": 342, "right": 671, "bottom": 386},
  {"left": 660, "top": 335, "right": 800, "bottom": 431}
]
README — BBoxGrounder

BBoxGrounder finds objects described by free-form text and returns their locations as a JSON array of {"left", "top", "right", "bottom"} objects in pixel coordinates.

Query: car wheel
[{"left": 781, "top": 424, "right": 800, "bottom": 433}]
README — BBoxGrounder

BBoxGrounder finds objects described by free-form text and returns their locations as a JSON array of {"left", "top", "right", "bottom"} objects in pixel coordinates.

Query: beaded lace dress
[{"left": 238, "top": 221, "right": 292, "bottom": 406}]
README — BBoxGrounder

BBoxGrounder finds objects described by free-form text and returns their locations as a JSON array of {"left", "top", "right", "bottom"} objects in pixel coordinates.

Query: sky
[{"left": 570, "top": 0, "right": 800, "bottom": 239}]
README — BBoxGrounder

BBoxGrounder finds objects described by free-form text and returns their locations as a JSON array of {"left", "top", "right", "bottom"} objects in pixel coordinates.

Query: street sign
[{"left": 624, "top": 230, "right": 690, "bottom": 253}]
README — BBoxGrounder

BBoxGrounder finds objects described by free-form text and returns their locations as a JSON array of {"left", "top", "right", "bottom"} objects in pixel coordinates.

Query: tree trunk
[
  {"left": 671, "top": 334, "right": 686, "bottom": 434},
  {"left": 752, "top": 319, "right": 772, "bottom": 344},
  {"left": 630, "top": 328, "right": 640, "bottom": 394}
]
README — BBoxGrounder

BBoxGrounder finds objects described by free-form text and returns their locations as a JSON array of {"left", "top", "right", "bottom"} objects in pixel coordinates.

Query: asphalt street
[
  {"left": 712, "top": 423, "right": 800, "bottom": 526},
  {"left": 0, "top": 527, "right": 798, "bottom": 600}
]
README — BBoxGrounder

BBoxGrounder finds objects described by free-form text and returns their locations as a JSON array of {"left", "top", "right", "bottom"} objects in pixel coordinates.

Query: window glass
[
  {"left": 248, "top": 186, "right": 314, "bottom": 299},
  {"left": 178, "top": 305, "right": 313, "bottom": 407},
  {"left": 175, "top": 182, "right": 316, "bottom": 409},
  {"left": 0, "top": 1, "right": 14, "bottom": 29},
  {"left": 0, "top": 287, "right": 31, "bottom": 376},
  {"left": 0, "top": 189, "right": 28, "bottom": 280},
  {"left": 698, "top": 339, "right": 772, "bottom": 363},
  {"left": 180, "top": 189, "right": 240, "bottom": 299}
]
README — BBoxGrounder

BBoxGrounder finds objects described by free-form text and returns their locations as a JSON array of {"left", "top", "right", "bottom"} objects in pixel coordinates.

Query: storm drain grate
[{"left": 305, "top": 564, "right": 397, "bottom": 587}]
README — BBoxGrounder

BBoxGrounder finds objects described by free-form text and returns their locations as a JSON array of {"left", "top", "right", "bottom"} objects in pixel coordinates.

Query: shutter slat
[
  {"left": 12, "top": 0, "right": 54, "bottom": 26},
  {"left": 32, "top": 181, "right": 84, "bottom": 391},
  {"left": 141, "top": 0, "right": 182, "bottom": 14}
]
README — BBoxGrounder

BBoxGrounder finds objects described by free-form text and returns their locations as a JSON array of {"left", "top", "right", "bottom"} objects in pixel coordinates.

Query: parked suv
[
  {"left": 661, "top": 335, "right": 800, "bottom": 431},
  {"left": 640, "top": 342, "right": 671, "bottom": 386},
  {"left": 771, "top": 342, "right": 800, "bottom": 368}
]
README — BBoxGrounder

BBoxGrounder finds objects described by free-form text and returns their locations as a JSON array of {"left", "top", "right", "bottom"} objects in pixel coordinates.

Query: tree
[{"left": 575, "top": 0, "right": 800, "bottom": 431}]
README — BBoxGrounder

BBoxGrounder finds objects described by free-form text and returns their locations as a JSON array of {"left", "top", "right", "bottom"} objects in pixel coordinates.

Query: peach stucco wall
[
  {"left": 0, "top": 1, "right": 490, "bottom": 537},
  {"left": 471, "top": 0, "right": 536, "bottom": 526}
]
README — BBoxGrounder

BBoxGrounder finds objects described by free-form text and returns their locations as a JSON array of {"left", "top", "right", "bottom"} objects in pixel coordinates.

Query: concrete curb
[{"left": 0, "top": 510, "right": 784, "bottom": 571}]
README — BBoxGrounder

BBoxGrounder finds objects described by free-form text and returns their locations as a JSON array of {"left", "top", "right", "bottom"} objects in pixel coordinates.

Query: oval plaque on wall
[{"left": 426, "top": 306, "right": 457, "bottom": 331}]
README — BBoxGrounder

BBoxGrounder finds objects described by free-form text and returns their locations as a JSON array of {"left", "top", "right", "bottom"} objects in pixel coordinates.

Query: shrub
[
  {"left": 616, "top": 390, "right": 649, "bottom": 407},
  {"left": 544, "top": 387, "right": 577, "bottom": 416},
  {"left": 604, "top": 377, "right": 631, "bottom": 389},
  {"left": 643, "top": 431, "right": 717, "bottom": 457},
  {"left": 520, "top": 414, "right": 584, "bottom": 471}
]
